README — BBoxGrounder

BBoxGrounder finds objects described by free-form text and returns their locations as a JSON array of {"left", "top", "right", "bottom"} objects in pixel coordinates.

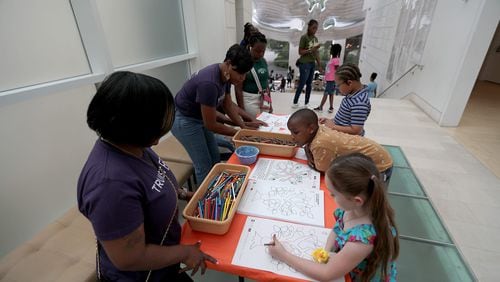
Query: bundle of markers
[{"left": 195, "top": 170, "right": 246, "bottom": 221}]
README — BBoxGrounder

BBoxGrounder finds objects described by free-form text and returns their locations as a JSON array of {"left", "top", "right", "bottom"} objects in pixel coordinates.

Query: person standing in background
[
  {"left": 287, "top": 66, "right": 293, "bottom": 88},
  {"left": 366, "top": 72, "right": 378, "bottom": 98},
  {"left": 235, "top": 32, "right": 273, "bottom": 118},
  {"left": 313, "top": 43, "right": 342, "bottom": 113},
  {"left": 292, "top": 19, "right": 323, "bottom": 108}
]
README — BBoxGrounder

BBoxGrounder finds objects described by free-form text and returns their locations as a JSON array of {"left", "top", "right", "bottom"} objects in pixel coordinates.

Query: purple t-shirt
[
  {"left": 175, "top": 63, "right": 231, "bottom": 119},
  {"left": 78, "top": 139, "right": 181, "bottom": 281}
]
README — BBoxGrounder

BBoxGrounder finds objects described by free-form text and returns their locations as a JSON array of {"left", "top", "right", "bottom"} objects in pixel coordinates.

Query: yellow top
[{"left": 309, "top": 125, "right": 393, "bottom": 172}]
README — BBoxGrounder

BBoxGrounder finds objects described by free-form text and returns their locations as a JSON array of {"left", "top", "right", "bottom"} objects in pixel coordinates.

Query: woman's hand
[
  {"left": 180, "top": 241, "right": 218, "bottom": 276},
  {"left": 267, "top": 234, "right": 288, "bottom": 262},
  {"left": 244, "top": 119, "right": 268, "bottom": 129}
]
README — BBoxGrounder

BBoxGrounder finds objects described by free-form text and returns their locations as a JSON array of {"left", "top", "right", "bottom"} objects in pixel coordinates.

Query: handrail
[{"left": 377, "top": 64, "right": 423, "bottom": 98}]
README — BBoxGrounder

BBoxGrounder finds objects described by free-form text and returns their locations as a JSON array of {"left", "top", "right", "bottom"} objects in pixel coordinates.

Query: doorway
[{"left": 446, "top": 22, "right": 500, "bottom": 178}]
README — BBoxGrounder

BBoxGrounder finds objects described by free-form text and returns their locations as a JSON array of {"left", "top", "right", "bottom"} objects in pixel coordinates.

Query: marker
[{"left": 264, "top": 243, "right": 275, "bottom": 246}]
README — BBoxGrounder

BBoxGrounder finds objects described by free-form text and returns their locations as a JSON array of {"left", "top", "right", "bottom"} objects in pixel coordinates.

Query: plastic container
[
  {"left": 233, "top": 129, "right": 297, "bottom": 158},
  {"left": 235, "top": 145, "right": 259, "bottom": 165},
  {"left": 182, "top": 163, "right": 250, "bottom": 235}
]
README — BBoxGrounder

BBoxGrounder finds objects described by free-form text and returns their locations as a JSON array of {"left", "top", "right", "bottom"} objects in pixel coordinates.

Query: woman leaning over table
[
  {"left": 235, "top": 31, "right": 273, "bottom": 118},
  {"left": 172, "top": 44, "right": 267, "bottom": 184},
  {"left": 78, "top": 71, "right": 217, "bottom": 282}
]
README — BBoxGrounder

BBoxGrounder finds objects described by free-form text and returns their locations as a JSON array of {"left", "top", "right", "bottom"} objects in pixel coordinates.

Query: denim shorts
[{"left": 324, "top": 81, "right": 336, "bottom": 95}]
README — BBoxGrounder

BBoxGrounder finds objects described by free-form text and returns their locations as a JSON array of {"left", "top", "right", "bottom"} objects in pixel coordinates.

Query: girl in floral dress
[{"left": 268, "top": 153, "right": 399, "bottom": 281}]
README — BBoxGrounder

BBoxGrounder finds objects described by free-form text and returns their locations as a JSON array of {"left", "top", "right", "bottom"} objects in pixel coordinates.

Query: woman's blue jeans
[
  {"left": 171, "top": 112, "right": 220, "bottom": 184},
  {"left": 293, "top": 62, "right": 315, "bottom": 105}
]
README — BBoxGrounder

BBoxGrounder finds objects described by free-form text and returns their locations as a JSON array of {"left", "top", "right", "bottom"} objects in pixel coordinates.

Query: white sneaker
[
  {"left": 291, "top": 103, "right": 299, "bottom": 109},
  {"left": 303, "top": 104, "right": 310, "bottom": 109}
]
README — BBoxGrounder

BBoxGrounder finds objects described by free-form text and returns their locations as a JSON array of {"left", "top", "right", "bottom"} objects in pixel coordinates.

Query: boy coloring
[{"left": 288, "top": 109, "right": 393, "bottom": 184}]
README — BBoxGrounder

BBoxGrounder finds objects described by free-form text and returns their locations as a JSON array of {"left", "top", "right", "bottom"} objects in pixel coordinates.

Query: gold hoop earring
[{"left": 224, "top": 72, "right": 230, "bottom": 81}]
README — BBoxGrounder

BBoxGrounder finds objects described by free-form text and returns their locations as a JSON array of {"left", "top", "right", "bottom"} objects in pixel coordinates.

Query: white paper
[
  {"left": 249, "top": 158, "right": 320, "bottom": 190},
  {"left": 232, "top": 217, "right": 331, "bottom": 281},
  {"left": 257, "top": 112, "right": 291, "bottom": 134},
  {"left": 238, "top": 179, "right": 325, "bottom": 226},
  {"left": 294, "top": 147, "right": 307, "bottom": 160}
]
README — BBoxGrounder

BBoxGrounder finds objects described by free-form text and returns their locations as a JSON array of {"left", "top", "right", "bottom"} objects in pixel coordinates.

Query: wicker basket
[
  {"left": 233, "top": 129, "right": 297, "bottom": 158},
  {"left": 182, "top": 163, "right": 250, "bottom": 235}
]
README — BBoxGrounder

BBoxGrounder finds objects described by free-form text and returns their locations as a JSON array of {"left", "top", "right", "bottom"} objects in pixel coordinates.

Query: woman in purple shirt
[
  {"left": 78, "top": 72, "right": 216, "bottom": 281},
  {"left": 172, "top": 44, "right": 266, "bottom": 183}
]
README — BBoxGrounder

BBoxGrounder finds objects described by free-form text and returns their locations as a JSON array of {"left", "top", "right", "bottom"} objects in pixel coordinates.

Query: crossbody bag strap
[{"left": 250, "top": 67, "right": 263, "bottom": 93}]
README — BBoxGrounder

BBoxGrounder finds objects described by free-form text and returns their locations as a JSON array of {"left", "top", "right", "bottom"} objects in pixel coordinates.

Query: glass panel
[
  {"left": 96, "top": 0, "right": 187, "bottom": 68},
  {"left": 383, "top": 145, "right": 409, "bottom": 168},
  {"left": 388, "top": 167, "right": 426, "bottom": 197},
  {"left": 0, "top": 0, "right": 90, "bottom": 92},
  {"left": 140, "top": 61, "right": 189, "bottom": 96},
  {"left": 389, "top": 195, "right": 452, "bottom": 243},
  {"left": 397, "top": 239, "right": 475, "bottom": 282}
]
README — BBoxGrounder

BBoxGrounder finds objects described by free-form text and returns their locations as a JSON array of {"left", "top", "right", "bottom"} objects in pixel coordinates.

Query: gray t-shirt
[
  {"left": 78, "top": 139, "right": 181, "bottom": 281},
  {"left": 175, "top": 63, "right": 231, "bottom": 119}
]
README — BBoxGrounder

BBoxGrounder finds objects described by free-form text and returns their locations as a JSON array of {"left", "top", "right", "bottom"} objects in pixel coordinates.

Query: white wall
[
  {"left": 0, "top": 0, "right": 217, "bottom": 257},
  {"left": 235, "top": 0, "right": 253, "bottom": 43},
  {"left": 360, "top": 0, "right": 500, "bottom": 126},
  {"left": 359, "top": 0, "right": 401, "bottom": 91},
  {"left": 0, "top": 86, "right": 95, "bottom": 256},
  {"left": 191, "top": 0, "right": 237, "bottom": 72}
]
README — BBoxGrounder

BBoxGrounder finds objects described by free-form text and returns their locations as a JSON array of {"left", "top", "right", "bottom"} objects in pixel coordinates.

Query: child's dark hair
[
  {"left": 308, "top": 19, "right": 318, "bottom": 27},
  {"left": 370, "top": 72, "right": 378, "bottom": 80},
  {"left": 248, "top": 31, "right": 267, "bottom": 46},
  {"left": 87, "top": 71, "right": 175, "bottom": 147},
  {"left": 288, "top": 108, "right": 319, "bottom": 128},
  {"left": 224, "top": 44, "right": 254, "bottom": 74},
  {"left": 330, "top": 43, "right": 342, "bottom": 57},
  {"left": 327, "top": 153, "right": 399, "bottom": 282},
  {"left": 335, "top": 63, "right": 362, "bottom": 82}
]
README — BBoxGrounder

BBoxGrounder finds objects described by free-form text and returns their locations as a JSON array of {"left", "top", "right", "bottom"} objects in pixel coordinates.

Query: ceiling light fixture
[{"left": 305, "top": 0, "right": 328, "bottom": 13}]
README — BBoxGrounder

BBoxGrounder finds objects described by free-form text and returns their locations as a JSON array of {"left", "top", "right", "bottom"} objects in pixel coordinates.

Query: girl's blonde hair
[{"left": 327, "top": 153, "right": 399, "bottom": 282}]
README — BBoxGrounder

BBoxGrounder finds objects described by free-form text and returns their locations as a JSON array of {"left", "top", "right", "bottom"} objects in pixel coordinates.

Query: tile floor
[{"left": 191, "top": 86, "right": 500, "bottom": 281}]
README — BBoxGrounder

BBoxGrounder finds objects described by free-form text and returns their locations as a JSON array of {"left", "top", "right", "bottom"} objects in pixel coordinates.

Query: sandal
[
  {"left": 313, "top": 107, "right": 323, "bottom": 112},
  {"left": 328, "top": 107, "right": 334, "bottom": 113}
]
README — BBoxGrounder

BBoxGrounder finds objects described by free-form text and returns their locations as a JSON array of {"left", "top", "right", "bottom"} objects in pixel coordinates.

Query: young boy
[
  {"left": 366, "top": 72, "right": 378, "bottom": 98},
  {"left": 288, "top": 109, "right": 393, "bottom": 183},
  {"left": 319, "top": 64, "right": 370, "bottom": 136}
]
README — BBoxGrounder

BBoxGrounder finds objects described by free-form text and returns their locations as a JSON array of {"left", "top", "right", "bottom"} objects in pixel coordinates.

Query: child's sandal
[
  {"left": 328, "top": 107, "right": 334, "bottom": 113},
  {"left": 313, "top": 107, "right": 323, "bottom": 112}
]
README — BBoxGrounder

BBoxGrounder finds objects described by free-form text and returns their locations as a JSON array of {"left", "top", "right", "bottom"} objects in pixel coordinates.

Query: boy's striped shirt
[{"left": 334, "top": 87, "right": 371, "bottom": 129}]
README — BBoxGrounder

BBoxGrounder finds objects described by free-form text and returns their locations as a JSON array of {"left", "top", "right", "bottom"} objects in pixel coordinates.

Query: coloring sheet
[
  {"left": 257, "top": 112, "right": 291, "bottom": 134},
  {"left": 238, "top": 179, "right": 324, "bottom": 226},
  {"left": 249, "top": 158, "right": 320, "bottom": 190},
  {"left": 232, "top": 217, "right": 331, "bottom": 281},
  {"left": 294, "top": 147, "right": 307, "bottom": 160}
]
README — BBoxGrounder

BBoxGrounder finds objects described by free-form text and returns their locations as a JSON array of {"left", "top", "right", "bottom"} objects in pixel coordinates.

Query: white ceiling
[{"left": 252, "top": 0, "right": 365, "bottom": 43}]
